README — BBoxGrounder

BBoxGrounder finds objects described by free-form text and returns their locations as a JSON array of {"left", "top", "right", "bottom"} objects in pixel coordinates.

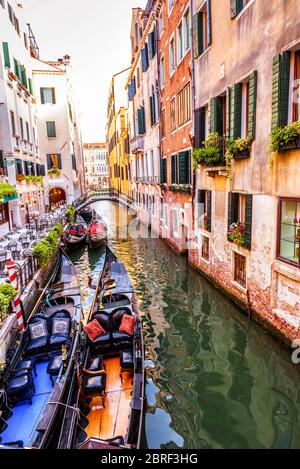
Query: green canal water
[{"left": 70, "top": 200, "right": 300, "bottom": 449}]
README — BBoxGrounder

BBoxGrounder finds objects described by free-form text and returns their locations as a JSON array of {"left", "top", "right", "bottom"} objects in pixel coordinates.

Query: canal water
[{"left": 70, "top": 200, "right": 300, "bottom": 449}]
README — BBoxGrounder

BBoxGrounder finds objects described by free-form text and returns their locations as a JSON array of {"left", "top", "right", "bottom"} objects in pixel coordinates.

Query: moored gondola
[
  {"left": 57, "top": 246, "right": 144, "bottom": 449},
  {"left": 78, "top": 207, "right": 95, "bottom": 225},
  {"left": 87, "top": 217, "right": 107, "bottom": 250},
  {"left": 63, "top": 215, "right": 88, "bottom": 251},
  {"left": 0, "top": 249, "right": 82, "bottom": 449}
]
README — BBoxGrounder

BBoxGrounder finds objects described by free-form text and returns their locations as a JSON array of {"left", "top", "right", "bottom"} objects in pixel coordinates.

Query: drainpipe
[{"left": 189, "top": 0, "right": 197, "bottom": 248}]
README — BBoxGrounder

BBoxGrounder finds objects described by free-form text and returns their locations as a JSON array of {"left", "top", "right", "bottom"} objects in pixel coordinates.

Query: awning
[{"left": 3, "top": 194, "right": 18, "bottom": 203}]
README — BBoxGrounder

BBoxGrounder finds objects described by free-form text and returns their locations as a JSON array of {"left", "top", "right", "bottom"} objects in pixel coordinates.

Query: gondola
[
  {"left": 57, "top": 246, "right": 144, "bottom": 450},
  {"left": 87, "top": 217, "right": 107, "bottom": 250},
  {"left": 63, "top": 215, "right": 87, "bottom": 251},
  {"left": 78, "top": 207, "right": 95, "bottom": 225},
  {"left": 0, "top": 249, "right": 82, "bottom": 449}
]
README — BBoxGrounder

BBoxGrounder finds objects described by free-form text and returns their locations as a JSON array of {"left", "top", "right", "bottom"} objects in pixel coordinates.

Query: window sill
[
  {"left": 195, "top": 228, "right": 212, "bottom": 238},
  {"left": 231, "top": 280, "right": 247, "bottom": 294},
  {"left": 177, "top": 48, "right": 190, "bottom": 67},
  {"left": 228, "top": 242, "right": 250, "bottom": 257},
  {"left": 273, "top": 258, "right": 300, "bottom": 281},
  {"left": 198, "top": 46, "right": 211, "bottom": 61},
  {"left": 200, "top": 255, "right": 210, "bottom": 265}
]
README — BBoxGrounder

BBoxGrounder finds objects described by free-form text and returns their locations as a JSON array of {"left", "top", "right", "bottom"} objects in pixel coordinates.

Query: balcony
[
  {"left": 130, "top": 136, "right": 144, "bottom": 154},
  {"left": 134, "top": 176, "right": 160, "bottom": 184}
]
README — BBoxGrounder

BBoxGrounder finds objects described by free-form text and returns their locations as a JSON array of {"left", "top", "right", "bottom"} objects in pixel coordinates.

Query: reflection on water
[{"left": 70, "top": 201, "right": 300, "bottom": 449}]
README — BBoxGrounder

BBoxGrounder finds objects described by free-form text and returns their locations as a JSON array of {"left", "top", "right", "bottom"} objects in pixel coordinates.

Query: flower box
[
  {"left": 228, "top": 222, "right": 246, "bottom": 247},
  {"left": 204, "top": 158, "right": 226, "bottom": 167},
  {"left": 279, "top": 137, "right": 300, "bottom": 152},
  {"left": 234, "top": 149, "right": 251, "bottom": 160}
]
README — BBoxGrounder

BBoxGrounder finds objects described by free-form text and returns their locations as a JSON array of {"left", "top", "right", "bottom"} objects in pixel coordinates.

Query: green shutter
[
  {"left": 171, "top": 154, "right": 178, "bottom": 184},
  {"left": 248, "top": 71, "right": 257, "bottom": 140},
  {"left": 229, "top": 83, "right": 242, "bottom": 139},
  {"left": 178, "top": 151, "right": 190, "bottom": 184},
  {"left": 207, "top": 190, "right": 212, "bottom": 232},
  {"left": 160, "top": 158, "right": 167, "bottom": 184},
  {"left": 46, "top": 121, "right": 56, "bottom": 138},
  {"left": 244, "top": 194, "right": 253, "bottom": 250},
  {"left": 194, "top": 107, "right": 206, "bottom": 148},
  {"left": 210, "top": 97, "right": 223, "bottom": 134},
  {"left": 228, "top": 192, "right": 239, "bottom": 230},
  {"left": 271, "top": 53, "right": 291, "bottom": 130},
  {"left": 226, "top": 87, "right": 231, "bottom": 137},
  {"left": 2, "top": 42, "right": 10, "bottom": 68},
  {"left": 21, "top": 65, "right": 28, "bottom": 88},
  {"left": 28, "top": 78, "right": 33, "bottom": 96}
]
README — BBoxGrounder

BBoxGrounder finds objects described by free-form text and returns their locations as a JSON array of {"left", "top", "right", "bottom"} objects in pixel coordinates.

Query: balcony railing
[
  {"left": 134, "top": 176, "right": 160, "bottom": 183},
  {"left": 130, "top": 137, "right": 144, "bottom": 154}
]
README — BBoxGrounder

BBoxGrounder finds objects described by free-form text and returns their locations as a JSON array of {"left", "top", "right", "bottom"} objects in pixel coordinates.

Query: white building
[
  {"left": 32, "top": 55, "right": 85, "bottom": 208},
  {"left": 83, "top": 143, "right": 108, "bottom": 189},
  {"left": 126, "top": 4, "right": 161, "bottom": 232},
  {"left": 0, "top": 1, "right": 44, "bottom": 236}
]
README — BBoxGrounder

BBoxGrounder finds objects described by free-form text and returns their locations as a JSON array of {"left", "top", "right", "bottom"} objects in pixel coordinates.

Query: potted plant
[
  {"left": 226, "top": 137, "right": 253, "bottom": 160},
  {"left": 0, "top": 283, "right": 17, "bottom": 325},
  {"left": 193, "top": 132, "right": 225, "bottom": 167},
  {"left": 198, "top": 213, "right": 208, "bottom": 230},
  {"left": 48, "top": 167, "right": 61, "bottom": 177},
  {"left": 269, "top": 121, "right": 300, "bottom": 153},
  {"left": 0, "top": 182, "right": 17, "bottom": 202},
  {"left": 228, "top": 222, "right": 246, "bottom": 246}
]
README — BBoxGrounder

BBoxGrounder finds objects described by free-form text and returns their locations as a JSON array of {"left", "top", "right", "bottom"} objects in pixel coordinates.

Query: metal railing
[{"left": 16, "top": 256, "right": 38, "bottom": 292}]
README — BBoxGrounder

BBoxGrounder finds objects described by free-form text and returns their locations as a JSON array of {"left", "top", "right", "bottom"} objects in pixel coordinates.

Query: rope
[{"left": 46, "top": 401, "right": 86, "bottom": 419}]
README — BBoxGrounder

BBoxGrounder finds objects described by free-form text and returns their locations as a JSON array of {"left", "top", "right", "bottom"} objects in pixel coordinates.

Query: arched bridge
[{"left": 75, "top": 189, "right": 133, "bottom": 211}]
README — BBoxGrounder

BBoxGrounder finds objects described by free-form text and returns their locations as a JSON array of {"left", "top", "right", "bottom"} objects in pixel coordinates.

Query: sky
[{"left": 23, "top": 0, "right": 147, "bottom": 142}]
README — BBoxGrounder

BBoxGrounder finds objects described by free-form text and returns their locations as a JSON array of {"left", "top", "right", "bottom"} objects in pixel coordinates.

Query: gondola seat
[
  {"left": 7, "top": 370, "right": 35, "bottom": 405},
  {"left": 47, "top": 354, "right": 63, "bottom": 385},
  {"left": 91, "top": 333, "right": 111, "bottom": 353},
  {"left": 112, "top": 331, "right": 132, "bottom": 349},
  {"left": 88, "top": 355, "right": 104, "bottom": 372},
  {"left": 48, "top": 311, "right": 71, "bottom": 350},
  {"left": 77, "top": 364, "right": 107, "bottom": 409}
]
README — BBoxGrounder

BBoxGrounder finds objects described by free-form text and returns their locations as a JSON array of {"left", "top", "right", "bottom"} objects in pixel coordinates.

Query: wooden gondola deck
[{"left": 85, "top": 357, "right": 133, "bottom": 441}]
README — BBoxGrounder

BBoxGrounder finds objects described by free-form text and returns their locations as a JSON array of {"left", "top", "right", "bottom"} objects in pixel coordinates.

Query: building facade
[
  {"left": 158, "top": 0, "right": 193, "bottom": 253},
  {"left": 107, "top": 68, "right": 131, "bottom": 198},
  {"left": 32, "top": 55, "right": 85, "bottom": 209},
  {"left": 0, "top": 0, "right": 44, "bottom": 236},
  {"left": 83, "top": 142, "right": 108, "bottom": 189},
  {"left": 126, "top": 3, "right": 161, "bottom": 231},
  {"left": 189, "top": 0, "right": 300, "bottom": 344}
]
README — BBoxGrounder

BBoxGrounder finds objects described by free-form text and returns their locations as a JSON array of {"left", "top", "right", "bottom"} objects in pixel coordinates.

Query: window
[
  {"left": 163, "top": 204, "right": 169, "bottom": 228},
  {"left": 170, "top": 98, "right": 176, "bottom": 131},
  {"left": 170, "top": 37, "right": 175, "bottom": 75},
  {"left": 198, "top": 190, "right": 211, "bottom": 232},
  {"left": 173, "top": 209, "right": 179, "bottom": 234},
  {"left": 177, "top": 83, "right": 191, "bottom": 126},
  {"left": 0, "top": 0, "right": 5, "bottom": 9},
  {"left": 292, "top": 50, "right": 300, "bottom": 122},
  {"left": 2, "top": 43, "right": 11, "bottom": 68},
  {"left": 24, "top": 32, "right": 28, "bottom": 49},
  {"left": 234, "top": 253, "right": 247, "bottom": 288},
  {"left": 177, "top": 22, "right": 184, "bottom": 62},
  {"left": 231, "top": 0, "right": 251, "bottom": 18},
  {"left": 278, "top": 199, "right": 300, "bottom": 266},
  {"left": 160, "top": 57, "right": 165, "bottom": 88},
  {"left": 47, "top": 154, "right": 62, "bottom": 170},
  {"left": 26, "top": 122, "right": 30, "bottom": 142},
  {"left": 171, "top": 151, "right": 192, "bottom": 185},
  {"left": 241, "top": 81, "right": 250, "bottom": 137},
  {"left": 168, "top": 0, "right": 174, "bottom": 15},
  {"left": 46, "top": 121, "right": 56, "bottom": 138},
  {"left": 193, "top": 1, "right": 212, "bottom": 58},
  {"left": 201, "top": 236, "right": 209, "bottom": 261},
  {"left": 40, "top": 87, "right": 56, "bottom": 104},
  {"left": 19, "top": 118, "right": 24, "bottom": 140},
  {"left": 183, "top": 9, "right": 190, "bottom": 52},
  {"left": 14, "top": 15, "right": 20, "bottom": 35},
  {"left": 10, "top": 111, "right": 16, "bottom": 136},
  {"left": 0, "top": 203, "right": 9, "bottom": 226},
  {"left": 161, "top": 109, "right": 166, "bottom": 138},
  {"left": 228, "top": 192, "right": 252, "bottom": 249}
]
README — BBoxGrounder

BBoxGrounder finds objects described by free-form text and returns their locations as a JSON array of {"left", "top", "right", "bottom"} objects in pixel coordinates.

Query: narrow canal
[{"left": 70, "top": 200, "right": 300, "bottom": 449}]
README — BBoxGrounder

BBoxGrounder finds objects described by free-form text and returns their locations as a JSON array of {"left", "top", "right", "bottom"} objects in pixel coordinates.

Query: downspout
[{"left": 189, "top": 0, "right": 197, "bottom": 251}]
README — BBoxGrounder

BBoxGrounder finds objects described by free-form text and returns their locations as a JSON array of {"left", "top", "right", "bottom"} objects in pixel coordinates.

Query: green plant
[
  {"left": 66, "top": 206, "right": 75, "bottom": 222},
  {"left": 33, "top": 226, "right": 61, "bottom": 266},
  {"left": 226, "top": 137, "right": 252, "bottom": 157},
  {"left": 193, "top": 146, "right": 222, "bottom": 165},
  {"left": 228, "top": 222, "right": 246, "bottom": 246},
  {"left": 25, "top": 175, "right": 44, "bottom": 187},
  {"left": 0, "top": 283, "right": 18, "bottom": 320},
  {"left": 192, "top": 132, "right": 224, "bottom": 166},
  {"left": 268, "top": 121, "right": 300, "bottom": 153},
  {"left": 53, "top": 223, "right": 63, "bottom": 236},
  {"left": 48, "top": 168, "right": 61, "bottom": 176},
  {"left": 0, "top": 182, "right": 17, "bottom": 200}
]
